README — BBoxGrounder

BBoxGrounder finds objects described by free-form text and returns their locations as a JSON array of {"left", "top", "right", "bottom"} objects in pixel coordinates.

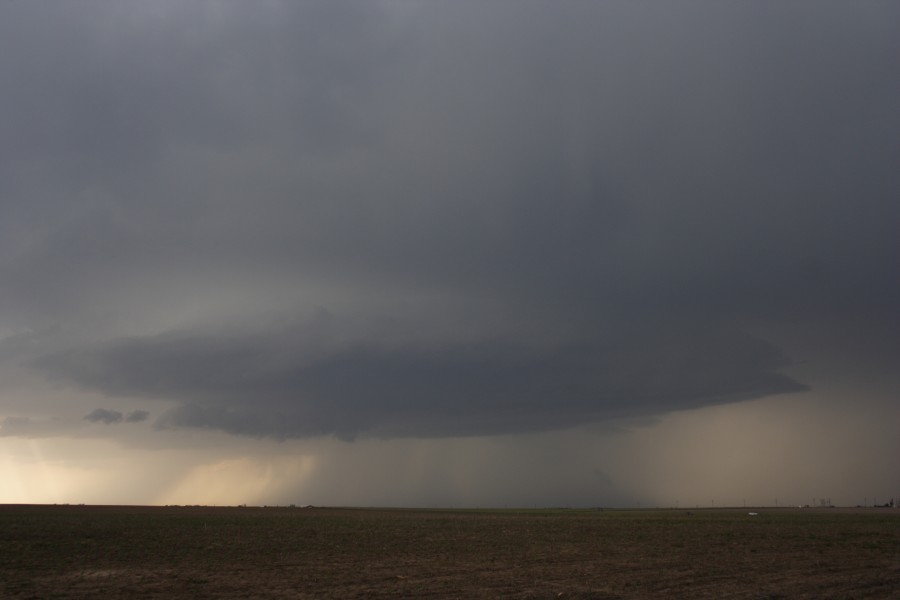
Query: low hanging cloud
[
  {"left": 42, "top": 315, "right": 806, "bottom": 440},
  {"left": 84, "top": 408, "right": 123, "bottom": 424},
  {"left": 83, "top": 408, "right": 149, "bottom": 425}
]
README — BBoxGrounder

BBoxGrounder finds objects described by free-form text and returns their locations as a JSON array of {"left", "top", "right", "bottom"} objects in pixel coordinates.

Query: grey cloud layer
[{"left": 2, "top": 1, "right": 898, "bottom": 439}]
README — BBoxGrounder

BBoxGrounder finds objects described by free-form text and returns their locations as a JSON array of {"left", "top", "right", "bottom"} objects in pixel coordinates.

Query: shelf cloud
[{"left": 41, "top": 315, "right": 806, "bottom": 439}]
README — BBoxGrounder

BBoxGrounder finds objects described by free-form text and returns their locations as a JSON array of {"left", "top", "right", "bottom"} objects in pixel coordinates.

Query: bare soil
[{"left": 1, "top": 504, "right": 897, "bottom": 598}]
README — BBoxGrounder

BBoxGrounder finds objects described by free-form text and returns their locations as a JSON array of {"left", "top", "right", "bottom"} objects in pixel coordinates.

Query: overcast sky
[{"left": 1, "top": 1, "right": 897, "bottom": 508}]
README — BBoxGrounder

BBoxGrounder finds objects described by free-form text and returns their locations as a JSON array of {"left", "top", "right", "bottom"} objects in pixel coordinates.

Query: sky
[{"left": 1, "top": 1, "right": 897, "bottom": 508}]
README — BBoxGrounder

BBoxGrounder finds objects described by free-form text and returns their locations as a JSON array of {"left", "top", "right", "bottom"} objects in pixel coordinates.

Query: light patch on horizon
[
  {"left": 0, "top": 439, "right": 69, "bottom": 504},
  {"left": 155, "top": 456, "right": 317, "bottom": 507}
]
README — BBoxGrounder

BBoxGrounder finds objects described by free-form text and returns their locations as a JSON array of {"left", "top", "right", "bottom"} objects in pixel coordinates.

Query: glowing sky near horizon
[{"left": 0, "top": 1, "right": 897, "bottom": 508}]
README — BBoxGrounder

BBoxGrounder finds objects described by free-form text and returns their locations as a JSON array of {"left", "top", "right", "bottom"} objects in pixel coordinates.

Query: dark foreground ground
[{"left": 0, "top": 504, "right": 897, "bottom": 599}]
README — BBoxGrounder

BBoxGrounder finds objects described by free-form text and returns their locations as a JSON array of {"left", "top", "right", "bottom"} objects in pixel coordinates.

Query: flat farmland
[{"left": 0, "top": 505, "right": 897, "bottom": 599}]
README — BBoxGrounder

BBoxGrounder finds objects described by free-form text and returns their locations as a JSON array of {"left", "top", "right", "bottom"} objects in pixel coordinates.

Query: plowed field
[{"left": 1, "top": 504, "right": 897, "bottom": 598}]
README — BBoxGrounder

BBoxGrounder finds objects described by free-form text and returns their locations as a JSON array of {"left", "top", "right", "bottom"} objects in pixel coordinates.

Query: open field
[{"left": 1, "top": 504, "right": 897, "bottom": 599}]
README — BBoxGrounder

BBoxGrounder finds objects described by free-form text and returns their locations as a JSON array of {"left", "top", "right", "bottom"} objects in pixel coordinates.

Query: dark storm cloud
[
  {"left": 82, "top": 408, "right": 148, "bottom": 425},
  {"left": 3, "top": 2, "right": 898, "bottom": 439},
  {"left": 84, "top": 408, "right": 124, "bottom": 425},
  {"left": 40, "top": 314, "right": 806, "bottom": 439}
]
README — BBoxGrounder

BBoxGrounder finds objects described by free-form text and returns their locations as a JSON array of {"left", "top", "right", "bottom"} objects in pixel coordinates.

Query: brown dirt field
[{"left": 0, "top": 504, "right": 898, "bottom": 598}]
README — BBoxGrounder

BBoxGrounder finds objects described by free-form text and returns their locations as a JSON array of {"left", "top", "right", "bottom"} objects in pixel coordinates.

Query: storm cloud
[
  {"left": 40, "top": 314, "right": 806, "bottom": 438},
  {"left": 84, "top": 408, "right": 124, "bottom": 425},
  {"left": 82, "top": 408, "right": 150, "bottom": 425},
  {"left": 8, "top": 1, "right": 899, "bottom": 434},
  {"left": 0, "top": 1, "right": 897, "bottom": 505}
]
